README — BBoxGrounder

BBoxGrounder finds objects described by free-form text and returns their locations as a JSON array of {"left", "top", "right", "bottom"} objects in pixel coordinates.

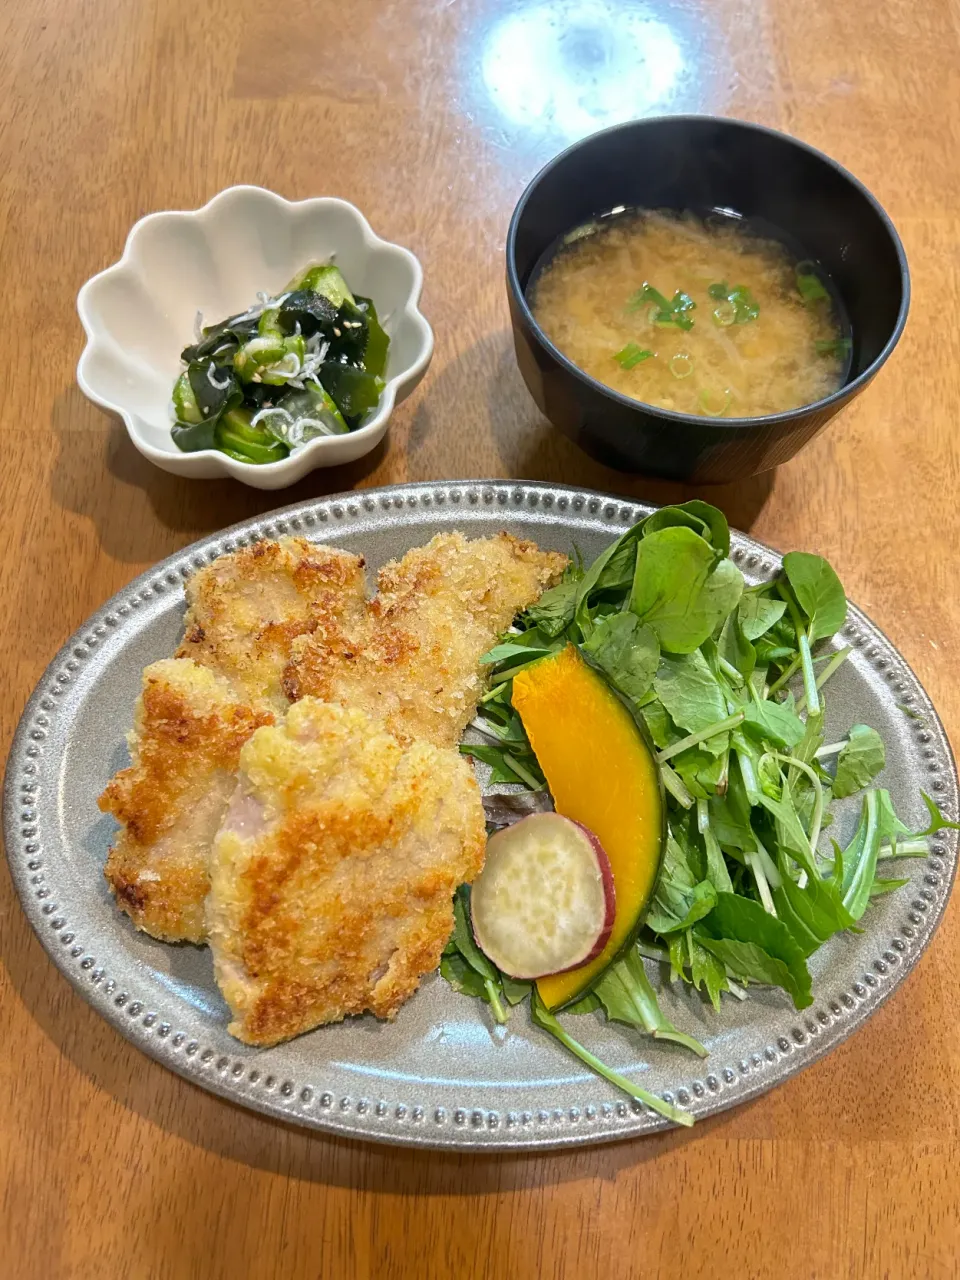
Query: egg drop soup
[{"left": 530, "top": 211, "right": 849, "bottom": 419}]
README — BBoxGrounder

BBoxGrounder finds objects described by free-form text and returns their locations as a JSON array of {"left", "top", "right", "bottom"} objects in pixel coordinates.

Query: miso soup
[{"left": 529, "top": 210, "right": 850, "bottom": 419}]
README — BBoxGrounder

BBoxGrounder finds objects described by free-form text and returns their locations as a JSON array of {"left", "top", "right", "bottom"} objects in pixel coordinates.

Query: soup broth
[{"left": 530, "top": 210, "right": 849, "bottom": 419}]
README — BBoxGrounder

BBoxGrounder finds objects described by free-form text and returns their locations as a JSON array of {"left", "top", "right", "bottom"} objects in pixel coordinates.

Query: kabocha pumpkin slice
[{"left": 511, "top": 644, "right": 665, "bottom": 1010}]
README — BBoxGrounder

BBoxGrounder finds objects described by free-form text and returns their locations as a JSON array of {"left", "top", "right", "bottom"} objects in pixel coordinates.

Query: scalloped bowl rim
[{"left": 76, "top": 186, "right": 434, "bottom": 481}]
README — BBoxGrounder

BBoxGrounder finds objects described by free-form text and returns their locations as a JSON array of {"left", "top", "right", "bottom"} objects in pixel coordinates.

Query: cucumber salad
[
  {"left": 171, "top": 263, "right": 389, "bottom": 465},
  {"left": 447, "top": 501, "right": 958, "bottom": 1127}
]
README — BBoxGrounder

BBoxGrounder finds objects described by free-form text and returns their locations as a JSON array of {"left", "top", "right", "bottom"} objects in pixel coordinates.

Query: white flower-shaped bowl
[{"left": 77, "top": 187, "right": 433, "bottom": 489}]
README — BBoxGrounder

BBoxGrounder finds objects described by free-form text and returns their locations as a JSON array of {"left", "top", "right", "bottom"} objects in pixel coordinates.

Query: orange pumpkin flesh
[{"left": 511, "top": 644, "right": 665, "bottom": 1010}]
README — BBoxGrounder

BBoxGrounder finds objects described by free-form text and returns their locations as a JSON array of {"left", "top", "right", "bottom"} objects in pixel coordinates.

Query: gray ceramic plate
[{"left": 5, "top": 481, "right": 958, "bottom": 1149}]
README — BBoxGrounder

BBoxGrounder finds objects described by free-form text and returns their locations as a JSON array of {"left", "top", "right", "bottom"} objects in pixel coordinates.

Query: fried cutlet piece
[
  {"left": 206, "top": 698, "right": 487, "bottom": 1046},
  {"left": 282, "top": 532, "right": 567, "bottom": 747},
  {"left": 99, "top": 659, "right": 272, "bottom": 943},
  {"left": 177, "top": 536, "right": 368, "bottom": 712},
  {"left": 101, "top": 539, "right": 366, "bottom": 942}
]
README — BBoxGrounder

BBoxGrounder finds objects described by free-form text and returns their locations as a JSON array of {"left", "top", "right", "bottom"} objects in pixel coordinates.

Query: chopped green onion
[
  {"left": 708, "top": 282, "right": 759, "bottom": 324},
  {"left": 796, "top": 263, "right": 830, "bottom": 305},
  {"left": 668, "top": 291, "right": 696, "bottom": 330},
  {"left": 815, "top": 337, "right": 852, "bottom": 358},
  {"left": 626, "top": 284, "right": 696, "bottom": 331},
  {"left": 614, "top": 343, "right": 654, "bottom": 370},
  {"left": 669, "top": 353, "right": 693, "bottom": 379},
  {"left": 563, "top": 221, "right": 600, "bottom": 245},
  {"left": 698, "top": 388, "right": 732, "bottom": 417},
  {"left": 626, "top": 283, "right": 670, "bottom": 314},
  {"left": 730, "top": 286, "right": 759, "bottom": 322}
]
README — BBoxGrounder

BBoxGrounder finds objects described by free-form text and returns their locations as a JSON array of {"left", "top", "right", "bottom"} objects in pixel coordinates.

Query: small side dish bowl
[
  {"left": 506, "top": 116, "right": 909, "bottom": 483},
  {"left": 77, "top": 187, "right": 433, "bottom": 489}
]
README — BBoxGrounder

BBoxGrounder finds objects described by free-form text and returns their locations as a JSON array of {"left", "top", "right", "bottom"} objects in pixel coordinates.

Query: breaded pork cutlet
[
  {"left": 100, "top": 531, "right": 561, "bottom": 957},
  {"left": 178, "top": 536, "right": 368, "bottom": 712},
  {"left": 283, "top": 532, "right": 567, "bottom": 747},
  {"left": 100, "top": 659, "right": 272, "bottom": 943},
  {"left": 100, "top": 537, "right": 367, "bottom": 943},
  {"left": 207, "top": 699, "right": 486, "bottom": 1046}
]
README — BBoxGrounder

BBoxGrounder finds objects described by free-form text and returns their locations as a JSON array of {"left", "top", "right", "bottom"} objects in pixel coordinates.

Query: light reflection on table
[{"left": 475, "top": 0, "right": 712, "bottom": 146}]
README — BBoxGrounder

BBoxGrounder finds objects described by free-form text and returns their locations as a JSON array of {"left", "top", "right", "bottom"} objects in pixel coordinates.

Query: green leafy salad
[
  {"left": 171, "top": 263, "right": 389, "bottom": 465},
  {"left": 443, "top": 501, "right": 957, "bottom": 1127}
]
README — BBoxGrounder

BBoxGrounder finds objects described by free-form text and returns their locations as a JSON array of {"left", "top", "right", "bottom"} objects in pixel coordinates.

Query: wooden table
[{"left": 2, "top": 0, "right": 958, "bottom": 1275}]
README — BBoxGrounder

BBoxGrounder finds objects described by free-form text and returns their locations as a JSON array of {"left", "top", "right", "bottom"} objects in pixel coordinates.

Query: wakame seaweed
[{"left": 170, "top": 262, "right": 389, "bottom": 464}]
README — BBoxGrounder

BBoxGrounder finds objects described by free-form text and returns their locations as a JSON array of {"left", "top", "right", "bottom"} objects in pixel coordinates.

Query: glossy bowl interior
[{"left": 507, "top": 116, "right": 909, "bottom": 482}]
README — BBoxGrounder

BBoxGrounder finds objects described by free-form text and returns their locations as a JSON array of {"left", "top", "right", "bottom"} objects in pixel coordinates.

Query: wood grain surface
[{"left": 2, "top": 1, "right": 959, "bottom": 1276}]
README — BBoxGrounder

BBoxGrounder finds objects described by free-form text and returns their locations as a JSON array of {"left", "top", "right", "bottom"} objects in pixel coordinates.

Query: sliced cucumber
[{"left": 285, "top": 262, "right": 355, "bottom": 308}]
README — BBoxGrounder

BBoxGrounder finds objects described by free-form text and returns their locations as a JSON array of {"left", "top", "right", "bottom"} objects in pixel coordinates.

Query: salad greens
[
  {"left": 171, "top": 262, "right": 389, "bottom": 465},
  {"left": 444, "top": 501, "right": 958, "bottom": 1126}
]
